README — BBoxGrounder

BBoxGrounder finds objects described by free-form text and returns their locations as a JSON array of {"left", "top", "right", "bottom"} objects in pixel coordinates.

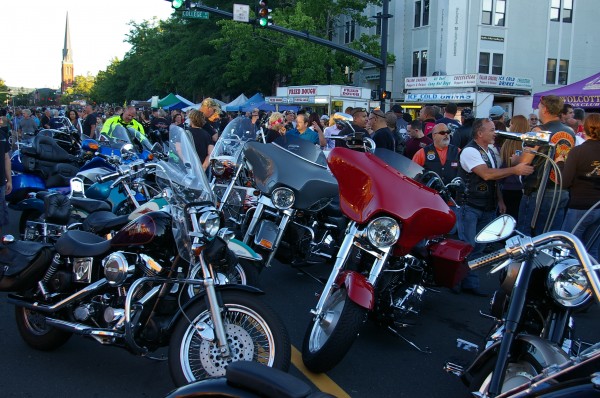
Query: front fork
[{"left": 311, "top": 222, "right": 392, "bottom": 317}]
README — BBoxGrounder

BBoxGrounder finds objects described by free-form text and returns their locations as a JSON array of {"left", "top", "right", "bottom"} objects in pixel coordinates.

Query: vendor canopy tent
[
  {"left": 533, "top": 72, "right": 600, "bottom": 108},
  {"left": 239, "top": 93, "right": 265, "bottom": 112},
  {"left": 157, "top": 93, "right": 195, "bottom": 110},
  {"left": 182, "top": 98, "right": 227, "bottom": 113},
  {"left": 224, "top": 93, "right": 249, "bottom": 112},
  {"left": 243, "top": 100, "right": 299, "bottom": 112}
]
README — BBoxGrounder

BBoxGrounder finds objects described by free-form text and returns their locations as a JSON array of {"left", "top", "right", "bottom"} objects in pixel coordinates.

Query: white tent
[{"left": 224, "top": 93, "right": 249, "bottom": 112}]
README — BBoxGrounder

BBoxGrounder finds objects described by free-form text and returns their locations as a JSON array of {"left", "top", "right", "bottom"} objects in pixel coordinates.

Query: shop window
[
  {"left": 479, "top": 52, "right": 503, "bottom": 75},
  {"left": 492, "top": 54, "right": 503, "bottom": 75},
  {"left": 551, "top": 0, "right": 573, "bottom": 23},
  {"left": 479, "top": 52, "right": 490, "bottom": 74},
  {"left": 483, "top": 0, "right": 506, "bottom": 26},
  {"left": 558, "top": 60, "right": 569, "bottom": 85}
]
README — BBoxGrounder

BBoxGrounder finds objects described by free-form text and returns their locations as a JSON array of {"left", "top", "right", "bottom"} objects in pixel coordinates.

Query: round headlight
[
  {"left": 272, "top": 187, "right": 295, "bottom": 209},
  {"left": 546, "top": 259, "right": 592, "bottom": 308},
  {"left": 367, "top": 217, "right": 401, "bottom": 248},
  {"left": 212, "top": 160, "right": 226, "bottom": 176},
  {"left": 199, "top": 211, "right": 221, "bottom": 237}
]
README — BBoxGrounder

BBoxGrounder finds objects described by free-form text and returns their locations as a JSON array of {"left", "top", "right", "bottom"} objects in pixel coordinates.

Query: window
[
  {"left": 551, "top": 0, "right": 573, "bottom": 23},
  {"left": 479, "top": 52, "right": 503, "bottom": 75},
  {"left": 546, "top": 58, "right": 557, "bottom": 84},
  {"left": 414, "top": 0, "right": 430, "bottom": 27},
  {"left": 482, "top": 0, "right": 506, "bottom": 26},
  {"left": 412, "top": 50, "right": 428, "bottom": 77},
  {"left": 344, "top": 20, "right": 356, "bottom": 43},
  {"left": 492, "top": 54, "right": 503, "bottom": 75},
  {"left": 558, "top": 60, "right": 569, "bottom": 85},
  {"left": 479, "top": 52, "right": 490, "bottom": 74}
]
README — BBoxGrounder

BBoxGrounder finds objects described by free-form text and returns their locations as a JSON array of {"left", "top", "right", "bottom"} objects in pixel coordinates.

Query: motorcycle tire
[
  {"left": 168, "top": 290, "right": 291, "bottom": 386},
  {"left": 301, "top": 287, "right": 368, "bottom": 373},
  {"left": 184, "top": 259, "right": 261, "bottom": 299},
  {"left": 469, "top": 354, "right": 543, "bottom": 395},
  {"left": 14, "top": 307, "right": 72, "bottom": 351}
]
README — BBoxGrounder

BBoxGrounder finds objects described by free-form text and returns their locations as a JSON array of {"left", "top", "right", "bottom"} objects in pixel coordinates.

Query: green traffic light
[
  {"left": 172, "top": 0, "right": 184, "bottom": 9},
  {"left": 259, "top": 17, "right": 268, "bottom": 26}
]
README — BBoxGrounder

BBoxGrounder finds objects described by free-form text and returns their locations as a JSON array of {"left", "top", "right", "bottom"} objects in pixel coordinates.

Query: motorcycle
[
  {"left": 301, "top": 135, "right": 471, "bottom": 373},
  {"left": 445, "top": 214, "right": 599, "bottom": 397},
  {"left": 165, "top": 360, "right": 334, "bottom": 398},
  {"left": 0, "top": 125, "right": 291, "bottom": 387},
  {"left": 241, "top": 133, "right": 344, "bottom": 272},
  {"left": 210, "top": 116, "right": 262, "bottom": 230}
]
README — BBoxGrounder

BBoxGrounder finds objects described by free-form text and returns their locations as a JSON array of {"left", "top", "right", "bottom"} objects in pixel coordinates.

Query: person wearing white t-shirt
[{"left": 455, "top": 118, "right": 534, "bottom": 295}]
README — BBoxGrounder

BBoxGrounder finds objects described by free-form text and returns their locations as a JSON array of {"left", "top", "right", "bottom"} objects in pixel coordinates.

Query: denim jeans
[
  {"left": 562, "top": 208, "right": 600, "bottom": 262},
  {"left": 517, "top": 189, "right": 569, "bottom": 237},
  {"left": 457, "top": 205, "right": 497, "bottom": 289}
]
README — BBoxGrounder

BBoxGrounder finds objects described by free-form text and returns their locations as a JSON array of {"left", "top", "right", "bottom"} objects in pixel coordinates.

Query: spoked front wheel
[
  {"left": 185, "top": 259, "right": 261, "bottom": 299},
  {"left": 168, "top": 291, "right": 290, "bottom": 386},
  {"left": 301, "top": 287, "right": 367, "bottom": 373}
]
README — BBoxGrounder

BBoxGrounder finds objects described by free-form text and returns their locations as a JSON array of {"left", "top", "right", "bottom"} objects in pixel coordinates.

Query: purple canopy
[{"left": 533, "top": 72, "right": 600, "bottom": 108}]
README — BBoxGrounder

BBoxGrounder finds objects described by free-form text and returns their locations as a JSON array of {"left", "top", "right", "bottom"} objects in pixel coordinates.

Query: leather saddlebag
[{"left": 0, "top": 241, "right": 53, "bottom": 292}]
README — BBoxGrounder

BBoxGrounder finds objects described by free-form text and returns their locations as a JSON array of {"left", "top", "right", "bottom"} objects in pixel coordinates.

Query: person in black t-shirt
[
  {"left": 82, "top": 105, "right": 97, "bottom": 138},
  {"left": 187, "top": 109, "right": 214, "bottom": 170}
]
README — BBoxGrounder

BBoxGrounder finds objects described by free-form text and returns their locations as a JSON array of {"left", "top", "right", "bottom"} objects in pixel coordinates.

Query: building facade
[{"left": 337, "top": 0, "right": 599, "bottom": 115}]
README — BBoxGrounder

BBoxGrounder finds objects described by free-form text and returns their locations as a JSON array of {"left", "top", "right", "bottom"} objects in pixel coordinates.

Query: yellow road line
[{"left": 291, "top": 345, "right": 351, "bottom": 398}]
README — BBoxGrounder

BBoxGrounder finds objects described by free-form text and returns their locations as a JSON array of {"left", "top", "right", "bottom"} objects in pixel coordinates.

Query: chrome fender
[{"left": 461, "top": 334, "right": 571, "bottom": 386}]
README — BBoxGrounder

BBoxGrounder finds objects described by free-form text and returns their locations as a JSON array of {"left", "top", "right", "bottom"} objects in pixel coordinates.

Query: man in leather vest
[{"left": 456, "top": 118, "right": 534, "bottom": 295}]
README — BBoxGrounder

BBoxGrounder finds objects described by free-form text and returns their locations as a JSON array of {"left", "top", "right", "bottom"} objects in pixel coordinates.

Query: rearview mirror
[{"left": 475, "top": 215, "right": 516, "bottom": 243}]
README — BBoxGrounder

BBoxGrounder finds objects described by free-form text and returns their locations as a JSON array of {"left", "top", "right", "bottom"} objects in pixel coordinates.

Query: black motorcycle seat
[
  {"left": 22, "top": 134, "right": 76, "bottom": 163},
  {"left": 44, "top": 193, "right": 71, "bottom": 225},
  {"left": 226, "top": 361, "right": 333, "bottom": 398},
  {"left": 82, "top": 211, "right": 130, "bottom": 235},
  {"left": 70, "top": 197, "right": 111, "bottom": 214},
  {"left": 54, "top": 230, "right": 111, "bottom": 257}
]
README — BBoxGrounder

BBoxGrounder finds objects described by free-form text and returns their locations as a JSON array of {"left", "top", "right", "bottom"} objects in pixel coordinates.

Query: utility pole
[{"left": 379, "top": 0, "right": 391, "bottom": 112}]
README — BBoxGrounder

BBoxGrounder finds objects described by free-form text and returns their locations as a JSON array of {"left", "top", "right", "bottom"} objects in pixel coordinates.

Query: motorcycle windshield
[
  {"left": 328, "top": 147, "right": 455, "bottom": 249},
  {"left": 372, "top": 148, "right": 424, "bottom": 181},
  {"left": 244, "top": 136, "right": 338, "bottom": 211},
  {"left": 211, "top": 116, "right": 260, "bottom": 163},
  {"left": 272, "top": 134, "right": 328, "bottom": 166},
  {"left": 155, "top": 125, "right": 215, "bottom": 261}
]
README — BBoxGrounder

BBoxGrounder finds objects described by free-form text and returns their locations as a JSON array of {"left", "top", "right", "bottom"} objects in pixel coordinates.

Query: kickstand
[
  {"left": 295, "top": 267, "right": 326, "bottom": 285},
  {"left": 387, "top": 326, "right": 432, "bottom": 354}
]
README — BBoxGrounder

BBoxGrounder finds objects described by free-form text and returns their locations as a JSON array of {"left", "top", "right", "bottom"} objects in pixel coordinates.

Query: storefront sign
[
  {"left": 290, "top": 97, "right": 312, "bottom": 103},
  {"left": 405, "top": 92, "right": 476, "bottom": 102},
  {"left": 288, "top": 86, "right": 318, "bottom": 96},
  {"left": 266, "top": 96, "right": 287, "bottom": 103},
  {"left": 477, "top": 74, "right": 532, "bottom": 89},
  {"left": 562, "top": 95, "right": 600, "bottom": 108},
  {"left": 341, "top": 86, "right": 362, "bottom": 98},
  {"left": 405, "top": 74, "right": 477, "bottom": 89}
]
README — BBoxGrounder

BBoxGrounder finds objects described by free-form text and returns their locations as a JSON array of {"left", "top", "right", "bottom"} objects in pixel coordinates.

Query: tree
[{"left": 0, "top": 78, "right": 9, "bottom": 106}]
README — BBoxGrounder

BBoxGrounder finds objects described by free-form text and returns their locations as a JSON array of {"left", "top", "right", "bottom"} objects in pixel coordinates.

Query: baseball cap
[
  {"left": 461, "top": 107, "right": 474, "bottom": 120},
  {"left": 320, "top": 115, "right": 329, "bottom": 121},
  {"left": 489, "top": 105, "right": 505, "bottom": 119}
]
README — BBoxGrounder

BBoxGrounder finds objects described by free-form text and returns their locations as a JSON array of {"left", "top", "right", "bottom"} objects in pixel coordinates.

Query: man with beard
[
  {"left": 367, "top": 109, "right": 395, "bottom": 151},
  {"left": 199, "top": 98, "right": 222, "bottom": 143},
  {"left": 412, "top": 123, "right": 460, "bottom": 185},
  {"left": 517, "top": 95, "right": 576, "bottom": 236}
]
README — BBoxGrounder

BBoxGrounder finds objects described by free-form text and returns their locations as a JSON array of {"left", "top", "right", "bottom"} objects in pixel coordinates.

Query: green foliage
[{"left": 91, "top": 0, "right": 388, "bottom": 103}]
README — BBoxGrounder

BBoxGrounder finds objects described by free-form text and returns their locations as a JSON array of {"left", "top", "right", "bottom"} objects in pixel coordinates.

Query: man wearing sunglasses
[{"left": 412, "top": 123, "right": 460, "bottom": 185}]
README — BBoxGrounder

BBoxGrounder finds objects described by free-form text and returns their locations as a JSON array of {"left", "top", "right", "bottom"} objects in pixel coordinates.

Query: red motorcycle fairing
[
  {"left": 328, "top": 147, "right": 456, "bottom": 252},
  {"left": 336, "top": 270, "right": 375, "bottom": 310},
  {"left": 428, "top": 239, "right": 472, "bottom": 288}
]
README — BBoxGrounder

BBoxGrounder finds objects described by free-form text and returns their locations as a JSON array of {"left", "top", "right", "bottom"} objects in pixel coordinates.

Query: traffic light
[
  {"left": 257, "top": 0, "right": 272, "bottom": 27},
  {"left": 380, "top": 90, "right": 391, "bottom": 100},
  {"left": 169, "top": 0, "right": 190, "bottom": 10},
  {"left": 371, "top": 90, "right": 378, "bottom": 100}
]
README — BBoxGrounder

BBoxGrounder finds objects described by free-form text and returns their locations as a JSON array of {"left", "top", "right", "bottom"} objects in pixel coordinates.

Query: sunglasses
[{"left": 435, "top": 130, "right": 451, "bottom": 135}]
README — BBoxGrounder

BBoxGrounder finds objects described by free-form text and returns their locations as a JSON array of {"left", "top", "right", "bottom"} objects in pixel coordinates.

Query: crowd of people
[{"left": 1, "top": 96, "right": 599, "bottom": 295}]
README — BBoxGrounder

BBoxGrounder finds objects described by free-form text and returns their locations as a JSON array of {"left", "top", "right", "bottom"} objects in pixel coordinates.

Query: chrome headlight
[
  {"left": 367, "top": 217, "right": 401, "bottom": 248},
  {"left": 272, "top": 187, "right": 295, "bottom": 209},
  {"left": 199, "top": 211, "right": 221, "bottom": 238},
  {"left": 546, "top": 258, "right": 592, "bottom": 308}
]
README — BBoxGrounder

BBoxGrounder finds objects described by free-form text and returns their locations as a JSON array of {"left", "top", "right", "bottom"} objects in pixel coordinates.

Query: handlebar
[
  {"left": 468, "top": 231, "right": 600, "bottom": 300},
  {"left": 97, "top": 171, "right": 121, "bottom": 183}
]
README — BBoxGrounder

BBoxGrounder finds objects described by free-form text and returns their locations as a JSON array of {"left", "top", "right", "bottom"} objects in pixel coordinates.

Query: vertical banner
[{"left": 445, "top": 0, "right": 468, "bottom": 74}]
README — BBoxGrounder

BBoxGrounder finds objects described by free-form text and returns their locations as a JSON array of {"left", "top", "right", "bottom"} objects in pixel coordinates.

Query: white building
[{"left": 337, "top": 0, "right": 599, "bottom": 116}]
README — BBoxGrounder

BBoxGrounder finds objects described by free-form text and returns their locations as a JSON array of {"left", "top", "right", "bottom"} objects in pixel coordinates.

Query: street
[{"left": 1, "top": 209, "right": 599, "bottom": 397}]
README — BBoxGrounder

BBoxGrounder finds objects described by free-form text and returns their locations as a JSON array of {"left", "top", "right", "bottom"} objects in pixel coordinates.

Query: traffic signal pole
[{"left": 190, "top": 3, "right": 391, "bottom": 110}]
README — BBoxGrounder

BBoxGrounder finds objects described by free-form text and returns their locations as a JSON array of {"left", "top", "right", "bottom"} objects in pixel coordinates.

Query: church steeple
[{"left": 61, "top": 12, "right": 74, "bottom": 93}]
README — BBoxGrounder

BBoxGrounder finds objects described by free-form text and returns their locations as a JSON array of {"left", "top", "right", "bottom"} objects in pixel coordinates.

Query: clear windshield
[
  {"left": 155, "top": 125, "right": 216, "bottom": 261},
  {"left": 211, "top": 116, "right": 261, "bottom": 162},
  {"left": 100, "top": 125, "right": 152, "bottom": 153}
]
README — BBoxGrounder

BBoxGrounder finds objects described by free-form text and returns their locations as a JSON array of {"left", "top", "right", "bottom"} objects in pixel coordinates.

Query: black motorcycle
[
  {"left": 446, "top": 215, "right": 599, "bottom": 397},
  {"left": 0, "top": 125, "right": 290, "bottom": 387},
  {"left": 241, "top": 134, "right": 344, "bottom": 273}
]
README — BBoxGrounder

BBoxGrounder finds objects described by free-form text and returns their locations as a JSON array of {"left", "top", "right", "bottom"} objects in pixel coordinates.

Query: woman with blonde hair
[
  {"left": 499, "top": 114, "right": 529, "bottom": 220},
  {"left": 187, "top": 109, "right": 213, "bottom": 171},
  {"left": 264, "top": 112, "right": 287, "bottom": 143},
  {"left": 561, "top": 113, "right": 600, "bottom": 260}
]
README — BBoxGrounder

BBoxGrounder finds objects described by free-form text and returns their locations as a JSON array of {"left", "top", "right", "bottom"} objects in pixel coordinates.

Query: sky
[{"left": 1, "top": 0, "right": 175, "bottom": 89}]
